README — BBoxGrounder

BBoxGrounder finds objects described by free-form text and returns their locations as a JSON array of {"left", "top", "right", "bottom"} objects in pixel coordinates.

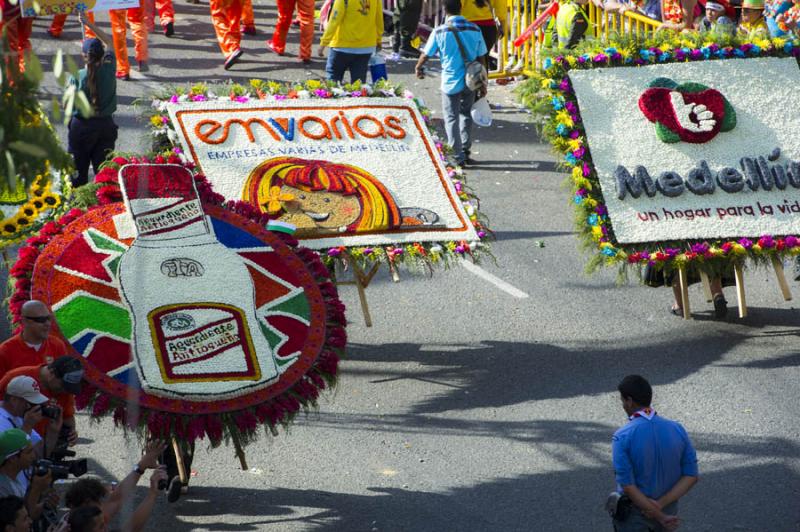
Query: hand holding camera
[
  {"left": 22, "top": 404, "right": 44, "bottom": 431},
  {"left": 150, "top": 467, "right": 168, "bottom": 492}
]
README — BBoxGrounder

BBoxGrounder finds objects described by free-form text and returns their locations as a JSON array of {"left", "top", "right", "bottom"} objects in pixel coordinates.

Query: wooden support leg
[
  {"left": 230, "top": 430, "right": 249, "bottom": 471},
  {"left": 678, "top": 266, "right": 691, "bottom": 320},
  {"left": 699, "top": 271, "right": 713, "bottom": 303},
  {"left": 354, "top": 267, "right": 373, "bottom": 328},
  {"left": 171, "top": 437, "right": 188, "bottom": 485},
  {"left": 771, "top": 256, "right": 792, "bottom": 301},
  {"left": 734, "top": 263, "right": 747, "bottom": 318}
]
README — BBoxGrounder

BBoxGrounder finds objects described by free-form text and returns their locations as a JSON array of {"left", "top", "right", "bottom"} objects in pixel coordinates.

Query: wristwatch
[{"left": 133, "top": 464, "right": 146, "bottom": 476}]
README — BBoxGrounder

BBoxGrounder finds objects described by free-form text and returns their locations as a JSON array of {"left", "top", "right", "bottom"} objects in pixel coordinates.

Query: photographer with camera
[
  {"left": 65, "top": 440, "right": 168, "bottom": 531},
  {"left": 0, "top": 376, "right": 63, "bottom": 460},
  {"left": 0, "top": 429, "right": 59, "bottom": 523},
  {"left": 0, "top": 356, "right": 83, "bottom": 451}
]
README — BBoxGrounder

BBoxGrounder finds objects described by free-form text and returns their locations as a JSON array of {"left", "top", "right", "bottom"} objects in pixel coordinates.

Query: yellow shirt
[
  {"left": 460, "top": 0, "right": 508, "bottom": 29},
  {"left": 320, "top": 0, "right": 384, "bottom": 48},
  {"left": 737, "top": 17, "right": 769, "bottom": 37}
]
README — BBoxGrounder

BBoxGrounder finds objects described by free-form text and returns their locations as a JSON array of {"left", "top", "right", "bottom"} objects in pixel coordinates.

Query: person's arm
[
  {"left": 102, "top": 440, "right": 167, "bottom": 521},
  {"left": 43, "top": 405, "right": 64, "bottom": 458},
  {"left": 374, "top": 0, "right": 384, "bottom": 47},
  {"left": 121, "top": 468, "right": 167, "bottom": 532},
  {"left": 78, "top": 11, "right": 113, "bottom": 49},
  {"left": 621, "top": 484, "right": 680, "bottom": 530},
  {"left": 26, "top": 470, "right": 52, "bottom": 520},
  {"left": 415, "top": 54, "right": 429, "bottom": 78},
  {"left": 656, "top": 475, "right": 698, "bottom": 508},
  {"left": 491, "top": 0, "right": 508, "bottom": 34},
  {"left": 319, "top": 0, "right": 346, "bottom": 48}
]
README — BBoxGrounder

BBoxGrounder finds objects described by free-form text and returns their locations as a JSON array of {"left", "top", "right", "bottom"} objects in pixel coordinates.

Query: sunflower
[
  {"left": 2, "top": 222, "right": 17, "bottom": 234},
  {"left": 22, "top": 207, "right": 36, "bottom": 218},
  {"left": 43, "top": 194, "right": 59, "bottom": 207},
  {"left": 16, "top": 217, "right": 30, "bottom": 226},
  {"left": 31, "top": 199, "right": 44, "bottom": 210}
]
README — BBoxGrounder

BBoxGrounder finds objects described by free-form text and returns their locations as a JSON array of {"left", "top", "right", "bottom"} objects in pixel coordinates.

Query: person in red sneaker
[
  {"left": 209, "top": 0, "right": 244, "bottom": 69},
  {"left": 268, "top": 0, "right": 314, "bottom": 62},
  {"left": 0, "top": 301, "right": 68, "bottom": 381}
]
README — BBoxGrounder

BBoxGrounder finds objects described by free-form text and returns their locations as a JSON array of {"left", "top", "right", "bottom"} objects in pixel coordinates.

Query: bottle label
[
  {"left": 148, "top": 303, "right": 262, "bottom": 383},
  {"left": 134, "top": 199, "right": 204, "bottom": 236}
]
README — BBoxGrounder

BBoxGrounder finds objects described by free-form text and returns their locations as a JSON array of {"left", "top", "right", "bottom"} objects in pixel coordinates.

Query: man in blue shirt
[
  {"left": 611, "top": 375, "right": 699, "bottom": 531},
  {"left": 415, "top": 0, "right": 487, "bottom": 166}
]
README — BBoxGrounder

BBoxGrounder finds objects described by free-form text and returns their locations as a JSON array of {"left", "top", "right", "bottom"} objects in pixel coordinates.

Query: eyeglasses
[{"left": 23, "top": 315, "right": 51, "bottom": 323}]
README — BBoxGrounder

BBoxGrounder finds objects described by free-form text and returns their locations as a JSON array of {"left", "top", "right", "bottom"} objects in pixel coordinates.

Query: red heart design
[{"left": 639, "top": 87, "right": 726, "bottom": 143}]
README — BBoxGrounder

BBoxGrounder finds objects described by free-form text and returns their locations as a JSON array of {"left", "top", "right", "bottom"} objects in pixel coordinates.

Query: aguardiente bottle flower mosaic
[{"left": 117, "top": 164, "right": 279, "bottom": 398}]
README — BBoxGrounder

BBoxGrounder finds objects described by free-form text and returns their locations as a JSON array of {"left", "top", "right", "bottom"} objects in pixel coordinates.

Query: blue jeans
[
  {"left": 325, "top": 50, "right": 371, "bottom": 83},
  {"left": 441, "top": 87, "right": 475, "bottom": 164}
]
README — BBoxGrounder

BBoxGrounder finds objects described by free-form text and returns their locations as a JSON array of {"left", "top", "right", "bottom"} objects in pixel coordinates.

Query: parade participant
[
  {"left": 0, "top": 356, "right": 83, "bottom": 447},
  {"left": 267, "top": 0, "right": 314, "bottom": 63},
  {"left": 242, "top": 0, "right": 256, "bottom": 34},
  {"left": 65, "top": 440, "right": 167, "bottom": 525},
  {"left": 108, "top": 1, "right": 150, "bottom": 78},
  {"left": 392, "top": 0, "right": 423, "bottom": 58},
  {"left": 609, "top": 375, "right": 698, "bottom": 531},
  {"left": 48, "top": 12, "right": 96, "bottom": 39},
  {"left": 737, "top": 0, "right": 769, "bottom": 35},
  {"left": 461, "top": 0, "right": 507, "bottom": 67},
  {"left": 554, "top": 0, "right": 590, "bottom": 49},
  {"left": 209, "top": 0, "right": 245, "bottom": 69},
  {"left": 144, "top": 0, "right": 176, "bottom": 36},
  {"left": 318, "top": 0, "right": 384, "bottom": 82},
  {"left": 416, "top": 0, "right": 487, "bottom": 166},
  {"left": 0, "top": 0, "right": 33, "bottom": 72},
  {"left": 0, "top": 301, "right": 67, "bottom": 380},
  {"left": 68, "top": 13, "right": 119, "bottom": 187},
  {"left": 0, "top": 429, "right": 55, "bottom": 521},
  {"left": 697, "top": 0, "right": 735, "bottom": 33},
  {"left": 0, "top": 376, "right": 63, "bottom": 459}
]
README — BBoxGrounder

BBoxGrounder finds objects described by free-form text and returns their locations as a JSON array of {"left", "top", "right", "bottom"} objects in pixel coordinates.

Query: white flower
[
  {"left": 167, "top": 129, "right": 178, "bottom": 143},
  {"left": 297, "top": 90, "right": 311, "bottom": 99},
  {"left": 179, "top": 94, "right": 189, "bottom": 103},
  {"left": 332, "top": 88, "right": 345, "bottom": 96}
]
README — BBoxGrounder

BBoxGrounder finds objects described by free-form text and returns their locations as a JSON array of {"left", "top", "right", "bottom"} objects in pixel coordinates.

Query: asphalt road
[{"left": 11, "top": 6, "right": 800, "bottom": 531}]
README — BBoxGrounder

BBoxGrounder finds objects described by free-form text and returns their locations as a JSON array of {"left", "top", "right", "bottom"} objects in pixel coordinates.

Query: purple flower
[
  {"left": 593, "top": 53, "right": 608, "bottom": 63},
  {"left": 363, "top": 247, "right": 374, "bottom": 255},
  {"left": 565, "top": 102, "right": 577, "bottom": 114},
  {"left": 172, "top": 147, "right": 183, "bottom": 154},
  {"left": 674, "top": 50, "right": 686, "bottom": 61},
  {"left": 785, "top": 235, "right": 798, "bottom": 247},
  {"left": 274, "top": 94, "right": 287, "bottom": 100},
  {"left": 740, "top": 43, "right": 754, "bottom": 53},
  {"left": 234, "top": 95, "right": 249, "bottom": 103},
  {"left": 582, "top": 163, "right": 591, "bottom": 177},
  {"left": 169, "top": 95, "right": 179, "bottom": 103},
  {"left": 576, "top": 56, "right": 587, "bottom": 64},
  {"left": 595, "top": 205, "right": 608, "bottom": 216},
  {"left": 569, "top": 130, "right": 580, "bottom": 139},
  {"left": 327, "top": 248, "right": 342, "bottom": 257},
  {"left": 559, "top": 78, "right": 571, "bottom": 92},
  {"left": 576, "top": 188, "right": 587, "bottom": 197},
  {"left": 477, "top": 230, "right": 486, "bottom": 238},
  {"left": 634, "top": 58, "right": 647, "bottom": 66},
  {"left": 573, "top": 147, "right": 586, "bottom": 159},
  {"left": 690, "top": 49, "right": 703, "bottom": 60},
  {"left": 314, "top": 89, "right": 330, "bottom": 98},
  {"left": 690, "top": 242, "right": 709, "bottom": 254},
  {"left": 351, "top": 91, "right": 363, "bottom": 97},
  {"left": 757, "top": 235, "right": 775, "bottom": 248},
  {"left": 665, "top": 248, "right": 681, "bottom": 257},
  {"left": 455, "top": 245, "right": 466, "bottom": 254},
  {"left": 161, "top": 116, "right": 169, "bottom": 124},
  {"left": 454, "top": 182, "right": 463, "bottom": 192},
  {"left": 611, "top": 52, "right": 622, "bottom": 62},
  {"left": 191, "top": 94, "right": 207, "bottom": 102},
  {"left": 738, "top": 238, "right": 753, "bottom": 249},
  {"left": 709, "top": 43, "right": 720, "bottom": 53}
]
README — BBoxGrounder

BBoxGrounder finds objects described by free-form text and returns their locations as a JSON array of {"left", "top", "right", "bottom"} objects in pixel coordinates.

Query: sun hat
[
  {"left": 50, "top": 356, "right": 84, "bottom": 395},
  {"left": 81, "top": 38, "right": 104, "bottom": 57},
  {"left": 738, "top": 0, "right": 764, "bottom": 8},
  {"left": 471, "top": 97, "right": 493, "bottom": 128},
  {"left": 6, "top": 376, "right": 49, "bottom": 404},
  {"left": 0, "top": 429, "right": 30, "bottom": 461}
]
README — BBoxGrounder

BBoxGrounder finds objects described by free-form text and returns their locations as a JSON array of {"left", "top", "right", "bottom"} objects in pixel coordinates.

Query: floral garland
[
  {"left": 8, "top": 153, "right": 345, "bottom": 449},
  {"left": 144, "top": 79, "right": 492, "bottom": 273},
  {"left": 517, "top": 34, "right": 800, "bottom": 277}
]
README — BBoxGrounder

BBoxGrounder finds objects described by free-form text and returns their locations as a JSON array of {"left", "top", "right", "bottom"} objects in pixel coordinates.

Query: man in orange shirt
[
  {"left": 0, "top": 356, "right": 83, "bottom": 446},
  {"left": 0, "top": 301, "right": 68, "bottom": 381}
]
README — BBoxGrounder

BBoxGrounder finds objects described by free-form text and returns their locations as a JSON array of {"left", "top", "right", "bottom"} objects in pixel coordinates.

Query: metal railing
[{"left": 381, "top": 0, "right": 661, "bottom": 78}]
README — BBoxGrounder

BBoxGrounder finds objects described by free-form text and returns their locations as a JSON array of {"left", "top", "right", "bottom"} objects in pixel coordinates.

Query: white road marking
[{"left": 460, "top": 260, "right": 530, "bottom": 299}]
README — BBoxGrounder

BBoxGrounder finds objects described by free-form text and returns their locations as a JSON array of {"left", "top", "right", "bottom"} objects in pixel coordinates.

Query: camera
[
  {"left": 34, "top": 458, "right": 87, "bottom": 480},
  {"left": 40, "top": 405, "right": 60, "bottom": 420}
]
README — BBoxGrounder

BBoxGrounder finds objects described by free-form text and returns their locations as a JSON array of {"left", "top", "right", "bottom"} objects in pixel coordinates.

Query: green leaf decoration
[
  {"left": 648, "top": 77, "right": 678, "bottom": 89},
  {"left": 654, "top": 121, "right": 681, "bottom": 143},
  {"left": 721, "top": 98, "right": 737, "bottom": 132},
  {"left": 675, "top": 82, "right": 709, "bottom": 94},
  {"left": 22, "top": 51, "right": 43, "bottom": 85},
  {"left": 8, "top": 141, "right": 48, "bottom": 158},
  {"left": 53, "top": 50, "right": 64, "bottom": 82}
]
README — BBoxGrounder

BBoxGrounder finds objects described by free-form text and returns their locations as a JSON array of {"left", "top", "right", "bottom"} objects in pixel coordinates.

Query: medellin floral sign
[{"left": 521, "top": 35, "right": 800, "bottom": 275}]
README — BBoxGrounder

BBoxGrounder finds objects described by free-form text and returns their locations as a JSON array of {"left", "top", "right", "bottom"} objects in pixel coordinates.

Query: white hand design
[{"left": 669, "top": 91, "right": 716, "bottom": 133}]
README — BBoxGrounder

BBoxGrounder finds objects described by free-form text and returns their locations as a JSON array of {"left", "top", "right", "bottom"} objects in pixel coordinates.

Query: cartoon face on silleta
[{"left": 280, "top": 184, "right": 362, "bottom": 232}]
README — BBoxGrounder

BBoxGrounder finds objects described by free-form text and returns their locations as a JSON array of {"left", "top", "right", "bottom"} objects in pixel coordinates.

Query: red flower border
[{"left": 8, "top": 154, "right": 346, "bottom": 447}]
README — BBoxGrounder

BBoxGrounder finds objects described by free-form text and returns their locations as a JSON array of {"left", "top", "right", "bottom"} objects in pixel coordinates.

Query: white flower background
[{"left": 570, "top": 57, "right": 800, "bottom": 244}]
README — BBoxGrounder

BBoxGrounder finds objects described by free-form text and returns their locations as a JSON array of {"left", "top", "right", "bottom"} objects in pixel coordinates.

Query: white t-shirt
[{"left": 0, "top": 404, "right": 42, "bottom": 495}]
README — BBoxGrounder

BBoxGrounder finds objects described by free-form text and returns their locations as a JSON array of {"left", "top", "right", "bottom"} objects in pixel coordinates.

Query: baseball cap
[
  {"left": 50, "top": 356, "right": 84, "bottom": 395},
  {"left": 82, "top": 38, "right": 104, "bottom": 57},
  {"left": 0, "top": 429, "right": 30, "bottom": 461},
  {"left": 6, "top": 375, "right": 49, "bottom": 404}
]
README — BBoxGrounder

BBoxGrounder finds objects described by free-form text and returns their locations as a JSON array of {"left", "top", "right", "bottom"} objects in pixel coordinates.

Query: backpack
[{"left": 448, "top": 26, "right": 488, "bottom": 92}]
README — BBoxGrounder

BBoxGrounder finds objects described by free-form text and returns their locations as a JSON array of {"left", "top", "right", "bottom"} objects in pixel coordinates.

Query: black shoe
[
  {"left": 137, "top": 61, "right": 149, "bottom": 73},
  {"left": 167, "top": 477, "right": 182, "bottom": 503},
  {"left": 713, "top": 294, "right": 728, "bottom": 319},
  {"left": 464, "top": 157, "right": 478, "bottom": 166},
  {"left": 164, "top": 22, "right": 174, "bottom": 37},
  {"left": 399, "top": 46, "right": 420, "bottom": 58},
  {"left": 224, "top": 48, "right": 243, "bottom": 70}
]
